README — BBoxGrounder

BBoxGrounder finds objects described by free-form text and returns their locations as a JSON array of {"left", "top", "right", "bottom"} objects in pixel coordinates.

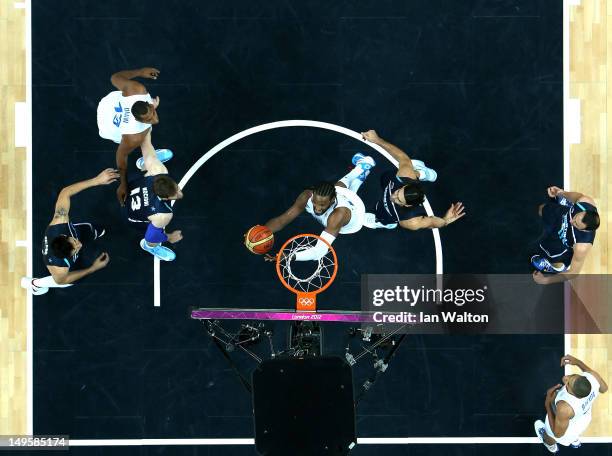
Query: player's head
[
  {"left": 132, "top": 101, "right": 159, "bottom": 125},
  {"left": 571, "top": 210, "right": 600, "bottom": 231},
  {"left": 311, "top": 182, "right": 336, "bottom": 215},
  {"left": 50, "top": 235, "right": 82, "bottom": 258},
  {"left": 391, "top": 183, "right": 425, "bottom": 207},
  {"left": 153, "top": 175, "right": 183, "bottom": 200},
  {"left": 562, "top": 374, "right": 592, "bottom": 399}
]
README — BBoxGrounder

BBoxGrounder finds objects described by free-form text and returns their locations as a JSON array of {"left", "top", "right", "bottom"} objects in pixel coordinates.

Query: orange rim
[{"left": 275, "top": 233, "right": 338, "bottom": 295}]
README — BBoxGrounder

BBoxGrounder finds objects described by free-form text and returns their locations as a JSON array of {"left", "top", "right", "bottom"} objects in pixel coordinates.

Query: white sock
[
  {"left": 32, "top": 276, "right": 72, "bottom": 288},
  {"left": 339, "top": 167, "right": 366, "bottom": 193},
  {"left": 348, "top": 179, "right": 363, "bottom": 193}
]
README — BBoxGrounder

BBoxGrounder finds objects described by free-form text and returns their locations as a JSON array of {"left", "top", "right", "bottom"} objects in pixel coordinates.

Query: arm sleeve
[
  {"left": 583, "top": 372, "right": 601, "bottom": 395},
  {"left": 293, "top": 231, "right": 336, "bottom": 262}
]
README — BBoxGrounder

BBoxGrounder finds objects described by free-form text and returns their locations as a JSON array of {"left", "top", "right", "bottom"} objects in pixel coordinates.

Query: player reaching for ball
[{"left": 250, "top": 153, "right": 377, "bottom": 262}]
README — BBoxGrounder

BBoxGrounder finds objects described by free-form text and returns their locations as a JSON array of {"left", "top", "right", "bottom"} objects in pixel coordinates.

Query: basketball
[{"left": 244, "top": 225, "right": 274, "bottom": 254}]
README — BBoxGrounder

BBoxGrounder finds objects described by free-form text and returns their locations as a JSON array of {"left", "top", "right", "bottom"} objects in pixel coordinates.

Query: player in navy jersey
[
  {"left": 125, "top": 130, "right": 183, "bottom": 261},
  {"left": 532, "top": 186, "right": 600, "bottom": 284},
  {"left": 20, "top": 169, "right": 119, "bottom": 295},
  {"left": 360, "top": 130, "right": 465, "bottom": 231}
]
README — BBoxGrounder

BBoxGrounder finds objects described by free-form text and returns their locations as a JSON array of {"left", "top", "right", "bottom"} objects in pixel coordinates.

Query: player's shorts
[
  {"left": 337, "top": 186, "right": 366, "bottom": 234},
  {"left": 545, "top": 414, "right": 590, "bottom": 446},
  {"left": 97, "top": 91, "right": 123, "bottom": 144}
]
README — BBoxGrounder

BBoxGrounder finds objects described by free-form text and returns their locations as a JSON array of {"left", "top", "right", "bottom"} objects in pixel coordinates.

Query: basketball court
[{"left": 1, "top": 1, "right": 611, "bottom": 455}]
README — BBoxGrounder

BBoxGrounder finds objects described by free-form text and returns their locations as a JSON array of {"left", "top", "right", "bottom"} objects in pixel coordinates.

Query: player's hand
[
  {"left": 92, "top": 252, "right": 110, "bottom": 271},
  {"left": 532, "top": 271, "right": 550, "bottom": 285},
  {"left": 140, "top": 67, "right": 160, "bottom": 79},
  {"left": 547, "top": 186, "right": 563, "bottom": 198},
  {"left": 116, "top": 182, "right": 127, "bottom": 206},
  {"left": 151, "top": 96, "right": 160, "bottom": 109},
  {"left": 166, "top": 230, "right": 183, "bottom": 244},
  {"left": 560, "top": 354, "right": 582, "bottom": 367},
  {"left": 361, "top": 130, "right": 381, "bottom": 144},
  {"left": 264, "top": 253, "right": 277, "bottom": 262},
  {"left": 443, "top": 202, "right": 466, "bottom": 225},
  {"left": 545, "top": 384, "right": 562, "bottom": 405},
  {"left": 95, "top": 168, "right": 120, "bottom": 185}
]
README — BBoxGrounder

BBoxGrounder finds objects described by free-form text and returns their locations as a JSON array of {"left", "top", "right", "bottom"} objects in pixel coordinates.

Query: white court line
[
  {"left": 26, "top": 0, "right": 33, "bottom": 435},
  {"left": 155, "top": 120, "right": 444, "bottom": 306},
  {"left": 15, "top": 102, "right": 26, "bottom": 147},
  {"left": 359, "top": 437, "right": 612, "bottom": 444},
  {"left": 154, "top": 258, "right": 160, "bottom": 307},
  {"left": 71, "top": 438, "right": 254, "bottom": 446},
  {"left": 67, "top": 436, "right": 612, "bottom": 446},
  {"left": 563, "top": 0, "right": 572, "bottom": 376},
  {"left": 567, "top": 99, "right": 581, "bottom": 145},
  {"left": 563, "top": 0, "right": 571, "bottom": 193}
]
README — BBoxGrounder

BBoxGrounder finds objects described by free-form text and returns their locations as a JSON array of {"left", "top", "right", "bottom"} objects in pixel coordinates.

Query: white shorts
[
  {"left": 97, "top": 91, "right": 123, "bottom": 144},
  {"left": 337, "top": 186, "right": 366, "bottom": 234},
  {"left": 545, "top": 414, "right": 591, "bottom": 446}
]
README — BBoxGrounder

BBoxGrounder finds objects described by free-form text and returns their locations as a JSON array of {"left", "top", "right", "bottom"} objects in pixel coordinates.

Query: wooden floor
[
  {"left": 569, "top": 0, "right": 612, "bottom": 437},
  {"left": 0, "top": 0, "right": 609, "bottom": 440},
  {"left": 0, "top": 0, "right": 27, "bottom": 435}
]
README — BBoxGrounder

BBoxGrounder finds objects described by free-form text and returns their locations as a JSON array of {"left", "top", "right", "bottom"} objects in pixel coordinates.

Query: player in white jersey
[
  {"left": 535, "top": 354, "right": 608, "bottom": 453},
  {"left": 97, "top": 67, "right": 172, "bottom": 205},
  {"left": 263, "top": 154, "right": 377, "bottom": 261}
]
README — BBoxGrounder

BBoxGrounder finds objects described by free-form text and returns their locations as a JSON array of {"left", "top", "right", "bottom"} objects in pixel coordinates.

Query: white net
[{"left": 278, "top": 235, "right": 337, "bottom": 293}]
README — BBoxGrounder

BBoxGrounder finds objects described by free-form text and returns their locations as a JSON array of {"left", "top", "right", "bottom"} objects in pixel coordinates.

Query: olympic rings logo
[{"left": 298, "top": 297, "right": 315, "bottom": 306}]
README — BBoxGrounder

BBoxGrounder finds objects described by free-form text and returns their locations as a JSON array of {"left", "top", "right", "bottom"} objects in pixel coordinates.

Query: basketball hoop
[{"left": 276, "top": 233, "right": 338, "bottom": 312}]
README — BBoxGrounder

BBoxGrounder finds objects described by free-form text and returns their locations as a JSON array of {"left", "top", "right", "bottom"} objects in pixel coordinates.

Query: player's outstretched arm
[
  {"left": 399, "top": 202, "right": 465, "bottom": 231},
  {"left": 362, "top": 130, "right": 418, "bottom": 179},
  {"left": 141, "top": 129, "right": 167, "bottom": 176},
  {"left": 51, "top": 169, "right": 119, "bottom": 226},
  {"left": 292, "top": 208, "right": 347, "bottom": 262},
  {"left": 264, "top": 191, "right": 310, "bottom": 233},
  {"left": 111, "top": 67, "right": 159, "bottom": 96},
  {"left": 547, "top": 186, "right": 596, "bottom": 205},
  {"left": 46, "top": 252, "right": 110, "bottom": 285},
  {"left": 561, "top": 355, "right": 609, "bottom": 393}
]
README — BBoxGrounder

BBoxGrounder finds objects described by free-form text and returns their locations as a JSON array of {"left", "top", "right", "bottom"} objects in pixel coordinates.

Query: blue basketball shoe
[
  {"left": 411, "top": 159, "right": 438, "bottom": 182},
  {"left": 534, "top": 420, "right": 559, "bottom": 453},
  {"left": 351, "top": 153, "right": 376, "bottom": 181},
  {"left": 531, "top": 255, "right": 568, "bottom": 273},
  {"left": 140, "top": 239, "right": 176, "bottom": 261}
]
